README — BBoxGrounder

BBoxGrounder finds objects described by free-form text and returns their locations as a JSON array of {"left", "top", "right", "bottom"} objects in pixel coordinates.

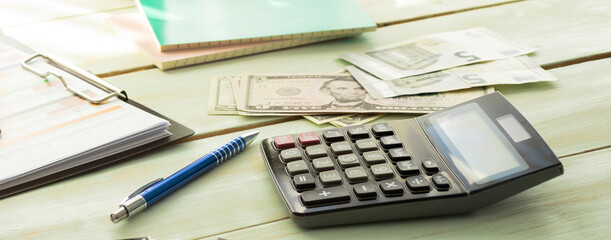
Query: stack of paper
[
  {"left": 109, "top": 0, "right": 376, "bottom": 70},
  {"left": 0, "top": 38, "right": 171, "bottom": 193}
]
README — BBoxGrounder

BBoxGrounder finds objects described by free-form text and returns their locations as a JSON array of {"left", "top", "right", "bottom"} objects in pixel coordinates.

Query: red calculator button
[
  {"left": 274, "top": 135, "right": 295, "bottom": 149},
  {"left": 298, "top": 132, "right": 320, "bottom": 146}
]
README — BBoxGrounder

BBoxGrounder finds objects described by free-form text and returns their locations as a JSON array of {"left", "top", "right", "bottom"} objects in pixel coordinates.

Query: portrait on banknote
[{"left": 318, "top": 77, "right": 381, "bottom": 110}]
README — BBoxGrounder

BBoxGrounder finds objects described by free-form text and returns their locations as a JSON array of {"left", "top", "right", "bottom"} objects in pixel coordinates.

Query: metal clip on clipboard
[{"left": 21, "top": 53, "right": 128, "bottom": 104}]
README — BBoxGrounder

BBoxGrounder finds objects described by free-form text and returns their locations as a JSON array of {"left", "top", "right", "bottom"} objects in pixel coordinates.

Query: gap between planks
[
  {"left": 169, "top": 116, "right": 302, "bottom": 146},
  {"left": 541, "top": 52, "right": 611, "bottom": 70},
  {"left": 193, "top": 217, "right": 291, "bottom": 240},
  {"left": 376, "top": 0, "right": 527, "bottom": 27}
]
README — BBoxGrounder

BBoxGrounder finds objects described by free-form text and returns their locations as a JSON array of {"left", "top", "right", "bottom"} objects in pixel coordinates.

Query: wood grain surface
[{"left": 0, "top": 0, "right": 609, "bottom": 239}]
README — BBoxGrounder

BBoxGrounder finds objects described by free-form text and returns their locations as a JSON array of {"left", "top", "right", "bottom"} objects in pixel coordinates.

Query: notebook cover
[
  {"left": 107, "top": 13, "right": 356, "bottom": 70},
  {"left": 137, "top": 0, "right": 376, "bottom": 51}
]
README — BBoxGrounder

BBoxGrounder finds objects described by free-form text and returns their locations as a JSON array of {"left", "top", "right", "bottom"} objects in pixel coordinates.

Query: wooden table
[{"left": 1, "top": 0, "right": 609, "bottom": 239}]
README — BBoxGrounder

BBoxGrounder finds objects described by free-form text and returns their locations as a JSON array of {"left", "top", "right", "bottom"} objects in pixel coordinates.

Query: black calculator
[{"left": 260, "top": 92, "right": 563, "bottom": 227}]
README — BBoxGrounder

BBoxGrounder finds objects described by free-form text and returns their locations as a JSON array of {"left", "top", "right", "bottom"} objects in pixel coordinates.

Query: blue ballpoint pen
[{"left": 110, "top": 131, "right": 259, "bottom": 223}]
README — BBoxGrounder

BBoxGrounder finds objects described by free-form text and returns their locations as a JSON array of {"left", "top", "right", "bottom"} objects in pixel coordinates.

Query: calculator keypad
[
  {"left": 322, "top": 129, "right": 344, "bottom": 142},
  {"left": 362, "top": 151, "right": 386, "bottom": 165},
  {"left": 319, "top": 170, "right": 342, "bottom": 187},
  {"left": 312, "top": 157, "right": 334, "bottom": 172},
  {"left": 353, "top": 182, "right": 377, "bottom": 199},
  {"left": 274, "top": 135, "right": 296, "bottom": 149},
  {"left": 298, "top": 132, "right": 320, "bottom": 146},
  {"left": 301, "top": 186, "right": 350, "bottom": 206},
  {"left": 293, "top": 173, "right": 316, "bottom": 191},
  {"left": 337, "top": 154, "right": 360, "bottom": 168},
  {"left": 280, "top": 148, "right": 302, "bottom": 163},
  {"left": 330, "top": 142, "right": 352, "bottom": 155},
  {"left": 286, "top": 160, "right": 309, "bottom": 176},
  {"left": 263, "top": 121, "right": 462, "bottom": 211},
  {"left": 305, "top": 145, "right": 327, "bottom": 158},
  {"left": 345, "top": 166, "right": 368, "bottom": 183}
]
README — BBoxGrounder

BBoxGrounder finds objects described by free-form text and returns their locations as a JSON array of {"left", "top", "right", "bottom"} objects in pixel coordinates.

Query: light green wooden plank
[
  {"left": 204, "top": 148, "right": 611, "bottom": 239},
  {"left": 498, "top": 59, "right": 611, "bottom": 157},
  {"left": 356, "top": 0, "right": 519, "bottom": 25},
  {"left": 0, "top": 60, "right": 609, "bottom": 238},
  {"left": 0, "top": 120, "right": 606, "bottom": 239},
  {"left": 101, "top": 0, "right": 611, "bottom": 137},
  {"left": 0, "top": 122, "right": 321, "bottom": 239},
  {"left": 0, "top": 0, "right": 134, "bottom": 28},
  {"left": 1, "top": 56, "right": 609, "bottom": 237}
]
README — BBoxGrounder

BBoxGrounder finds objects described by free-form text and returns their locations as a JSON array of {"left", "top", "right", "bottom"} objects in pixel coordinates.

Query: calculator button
[
  {"left": 421, "top": 158, "right": 439, "bottom": 173},
  {"left": 319, "top": 170, "right": 343, "bottom": 187},
  {"left": 301, "top": 186, "right": 350, "bottom": 207},
  {"left": 330, "top": 141, "right": 353, "bottom": 155},
  {"left": 406, "top": 176, "right": 431, "bottom": 193},
  {"left": 380, "top": 135, "right": 403, "bottom": 149},
  {"left": 379, "top": 179, "right": 404, "bottom": 196},
  {"left": 355, "top": 139, "right": 378, "bottom": 152},
  {"left": 293, "top": 173, "right": 316, "bottom": 191},
  {"left": 347, "top": 125, "right": 369, "bottom": 139},
  {"left": 323, "top": 129, "right": 344, "bottom": 142},
  {"left": 344, "top": 166, "right": 368, "bottom": 183},
  {"left": 370, "top": 163, "right": 395, "bottom": 180},
  {"left": 395, "top": 160, "right": 420, "bottom": 176},
  {"left": 353, "top": 183, "right": 377, "bottom": 199},
  {"left": 337, "top": 153, "right": 360, "bottom": 168},
  {"left": 387, "top": 148, "right": 411, "bottom": 161},
  {"left": 280, "top": 148, "right": 302, "bottom": 163},
  {"left": 286, "top": 160, "right": 309, "bottom": 176},
  {"left": 371, "top": 123, "right": 394, "bottom": 137},
  {"left": 274, "top": 135, "right": 295, "bottom": 150},
  {"left": 312, "top": 157, "right": 335, "bottom": 172},
  {"left": 432, "top": 174, "right": 451, "bottom": 190},
  {"left": 298, "top": 132, "right": 320, "bottom": 146},
  {"left": 362, "top": 150, "right": 387, "bottom": 165},
  {"left": 305, "top": 145, "right": 328, "bottom": 159}
]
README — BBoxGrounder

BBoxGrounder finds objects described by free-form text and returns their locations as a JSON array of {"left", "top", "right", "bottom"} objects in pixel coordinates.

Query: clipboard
[{"left": 0, "top": 35, "right": 194, "bottom": 199}]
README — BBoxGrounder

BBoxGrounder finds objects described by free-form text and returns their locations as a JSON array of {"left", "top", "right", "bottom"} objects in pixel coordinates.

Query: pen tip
[{"left": 241, "top": 131, "right": 259, "bottom": 145}]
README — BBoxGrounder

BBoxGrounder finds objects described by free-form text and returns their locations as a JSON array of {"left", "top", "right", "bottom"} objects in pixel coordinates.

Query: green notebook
[{"left": 137, "top": 0, "right": 377, "bottom": 51}]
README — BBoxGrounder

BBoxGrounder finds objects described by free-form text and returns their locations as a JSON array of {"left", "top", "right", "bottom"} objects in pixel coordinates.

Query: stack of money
[
  {"left": 342, "top": 27, "right": 557, "bottom": 99},
  {"left": 208, "top": 74, "right": 494, "bottom": 126},
  {"left": 208, "top": 27, "right": 556, "bottom": 126}
]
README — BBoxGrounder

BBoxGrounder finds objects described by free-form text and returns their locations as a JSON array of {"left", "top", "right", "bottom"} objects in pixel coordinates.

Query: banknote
[
  {"left": 209, "top": 76, "right": 317, "bottom": 116},
  {"left": 209, "top": 75, "right": 300, "bottom": 116},
  {"left": 330, "top": 114, "right": 385, "bottom": 127},
  {"left": 303, "top": 114, "right": 354, "bottom": 124},
  {"left": 208, "top": 75, "right": 240, "bottom": 114},
  {"left": 235, "top": 74, "right": 494, "bottom": 115},
  {"left": 347, "top": 56, "right": 556, "bottom": 98},
  {"left": 341, "top": 27, "right": 537, "bottom": 80}
]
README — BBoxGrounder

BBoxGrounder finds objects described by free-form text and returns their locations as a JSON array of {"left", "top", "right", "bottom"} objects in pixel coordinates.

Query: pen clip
[{"left": 120, "top": 178, "right": 164, "bottom": 205}]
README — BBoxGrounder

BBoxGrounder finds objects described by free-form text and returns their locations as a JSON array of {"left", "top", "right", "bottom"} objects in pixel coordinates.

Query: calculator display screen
[{"left": 429, "top": 103, "right": 528, "bottom": 185}]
